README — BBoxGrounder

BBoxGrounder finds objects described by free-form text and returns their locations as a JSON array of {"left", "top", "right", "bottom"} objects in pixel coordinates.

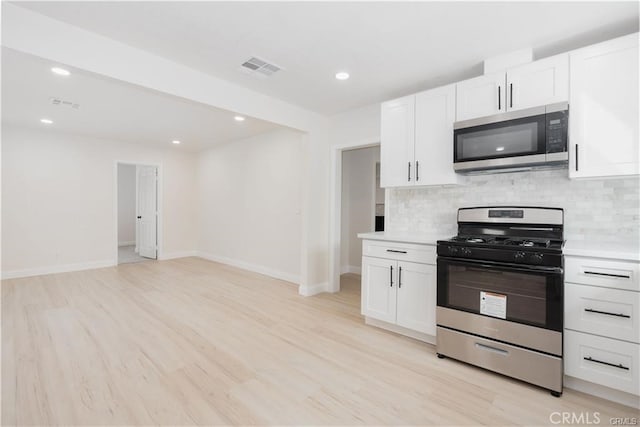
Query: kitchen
[
  {"left": 2, "top": 1, "right": 639, "bottom": 425},
  {"left": 355, "top": 31, "right": 639, "bottom": 408}
]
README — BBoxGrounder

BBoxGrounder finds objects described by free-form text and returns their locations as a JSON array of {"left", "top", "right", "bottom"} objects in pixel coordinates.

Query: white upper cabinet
[
  {"left": 381, "top": 85, "right": 463, "bottom": 188},
  {"left": 456, "top": 54, "right": 569, "bottom": 121},
  {"left": 506, "top": 54, "right": 568, "bottom": 112},
  {"left": 569, "top": 33, "right": 639, "bottom": 179},
  {"left": 455, "top": 71, "right": 505, "bottom": 121},
  {"left": 380, "top": 95, "right": 415, "bottom": 187},
  {"left": 415, "top": 84, "right": 463, "bottom": 186}
]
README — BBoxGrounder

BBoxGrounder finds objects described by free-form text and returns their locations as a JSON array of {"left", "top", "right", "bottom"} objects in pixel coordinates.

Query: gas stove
[
  {"left": 436, "top": 206, "right": 565, "bottom": 397},
  {"left": 437, "top": 207, "right": 564, "bottom": 267}
]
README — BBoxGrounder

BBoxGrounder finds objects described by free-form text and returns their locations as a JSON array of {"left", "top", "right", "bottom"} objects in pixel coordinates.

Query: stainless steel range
[{"left": 436, "top": 206, "right": 564, "bottom": 396}]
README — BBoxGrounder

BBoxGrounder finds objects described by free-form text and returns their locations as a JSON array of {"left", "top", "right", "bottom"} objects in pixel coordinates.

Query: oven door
[
  {"left": 453, "top": 110, "right": 547, "bottom": 171},
  {"left": 437, "top": 257, "right": 563, "bottom": 332}
]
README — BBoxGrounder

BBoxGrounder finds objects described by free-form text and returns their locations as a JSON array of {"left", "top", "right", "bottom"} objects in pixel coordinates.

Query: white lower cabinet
[
  {"left": 361, "top": 240, "right": 436, "bottom": 338},
  {"left": 565, "top": 330, "right": 639, "bottom": 396},
  {"left": 564, "top": 254, "right": 640, "bottom": 397}
]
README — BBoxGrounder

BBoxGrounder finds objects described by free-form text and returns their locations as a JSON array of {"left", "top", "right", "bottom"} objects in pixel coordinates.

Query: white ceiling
[
  {"left": 12, "top": 1, "right": 639, "bottom": 115},
  {"left": 1, "top": 48, "right": 285, "bottom": 151}
]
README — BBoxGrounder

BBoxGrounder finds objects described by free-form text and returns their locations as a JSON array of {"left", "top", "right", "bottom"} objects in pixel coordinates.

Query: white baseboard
[
  {"left": 298, "top": 281, "right": 330, "bottom": 296},
  {"left": 196, "top": 252, "right": 300, "bottom": 285},
  {"left": 159, "top": 251, "right": 198, "bottom": 260},
  {"left": 118, "top": 241, "right": 135, "bottom": 247},
  {"left": 564, "top": 375, "right": 640, "bottom": 409},
  {"left": 1, "top": 259, "right": 116, "bottom": 280},
  {"left": 365, "top": 317, "right": 436, "bottom": 345},
  {"left": 340, "top": 265, "right": 361, "bottom": 275}
]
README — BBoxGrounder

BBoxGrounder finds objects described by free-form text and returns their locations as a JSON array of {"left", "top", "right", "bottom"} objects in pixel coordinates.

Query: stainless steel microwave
[{"left": 453, "top": 102, "right": 569, "bottom": 173}]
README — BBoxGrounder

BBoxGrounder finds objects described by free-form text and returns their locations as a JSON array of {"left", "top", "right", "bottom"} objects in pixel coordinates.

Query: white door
[
  {"left": 137, "top": 165, "right": 157, "bottom": 259},
  {"left": 361, "top": 256, "right": 397, "bottom": 323},
  {"left": 456, "top": 71, "right": 506, "bottom": 121},
  {"left": 396, "top": 261, "right": 436, "bottom": 335},
  {"left": 414, "top": 84, "right": 461, "bottom": 186},
  {"left": 380, "top": 95, "right": 415, "bottom": 187},
  {"left": 506, "top": 53, "right": 568, "bottom": 112},
  {"left": 569, "top": 33, "right": 639, "bottom": 178}
]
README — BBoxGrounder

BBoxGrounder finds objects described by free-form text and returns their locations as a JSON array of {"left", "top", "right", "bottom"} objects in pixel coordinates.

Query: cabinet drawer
[
  {"left": 565, "top": 284, "right": 640, "bottom": 343},
  {"left": 362, "top": 240, "right": 436, "bottom": 265},
  {"left": 565, "top": 330, "right": 640, "bottom": 395},
  {"left": 566, "top": 257, "right": 639, "bottom": 291}
]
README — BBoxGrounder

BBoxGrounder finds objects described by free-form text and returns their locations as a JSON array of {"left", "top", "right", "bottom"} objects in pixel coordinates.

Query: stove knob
[
  {"left": 461, "top": 247, "right": 472, "bottom": 256},
  {"left": 531, "top": 253, "right": 544, "bottom": 263},
  {"left": 514, "top": 251, "right": 526, "bottom": 260},
  {"left": 447, "top": 246, "right": 458, "bottom": 255}
]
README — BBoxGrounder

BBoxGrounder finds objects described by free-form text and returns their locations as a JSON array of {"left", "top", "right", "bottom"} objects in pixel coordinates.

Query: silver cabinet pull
[
  {"left": 389, "top": 265, "right": 393, "bottom": 287},
  {"left": 386, "top": 249, "right": 407, "bottom": 254},
  {"left": 498, "top": 86, "right": 501, "bottom": 110},
  {"left": 416, "top": 161, "right": 419, "bottom": 181},
  {"left": 398, "top": 266, "right": 402, "bottom": 288},
  {"left": 407, "top": 162, "right": 411, "bottom": 182}
]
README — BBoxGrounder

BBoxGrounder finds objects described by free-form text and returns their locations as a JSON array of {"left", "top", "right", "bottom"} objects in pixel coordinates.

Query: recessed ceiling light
[
  {"left": 234, "top": 116, "right": 245, "bottom": 122},
  {"left": 335, "top": 71, "right": 350, "bottom": 80},
  {"left": 40, "top": 118, "right": 53, "bottom": 124},
  {"left": 51, "top": 67, "right": 70, "bottom": 76},
  {"left": 496, "top": 146, "right": 505, "bottom": 152},
  {"left": 172, "top": 140, "right": 181, "bottom": 145}
]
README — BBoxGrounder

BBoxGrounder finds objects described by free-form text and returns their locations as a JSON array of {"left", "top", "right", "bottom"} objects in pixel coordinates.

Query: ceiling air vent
[
  {"left": 240, "top": 56, "right": 282, "bottom": 78},
  {"left": 50, "top": 97, "right": 80, "bottom": 109}
]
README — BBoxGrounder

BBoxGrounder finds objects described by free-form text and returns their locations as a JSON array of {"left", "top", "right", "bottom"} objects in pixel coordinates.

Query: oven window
[{"left": 444, "top": 263, "right": 547, "bottom": 327}]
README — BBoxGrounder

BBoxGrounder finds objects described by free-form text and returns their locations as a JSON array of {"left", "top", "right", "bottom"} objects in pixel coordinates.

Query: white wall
[
  {"left": 341, "top": 146, "right": 380, "bottom": 274},
  {"left": 117, "top": 164, "right": 136, "bottom": 246},
  {"left": 197, "top": 128, "right": 304, "bottom": 284},
  {"left": 1, "top": 124, "right": 198, "bottom": 278}
]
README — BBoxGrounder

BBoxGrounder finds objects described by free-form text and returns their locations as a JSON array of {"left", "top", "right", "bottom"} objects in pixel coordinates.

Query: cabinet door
[
  {"left": 380, "top": 95, "right": 415, "bottom": 187},
  {"left": 396, "top": 261, "right": 436, "bottom": 335},
  {"left": 456, "top": 72, "right": 506, "bottom": 121},
  {"left": 506, "top": 53, "right": 568, "bottom": 111},
  {"left": 361, "top": 257, "right": 397, "bottom": 323},
  {"left": 569, "top": 33, "right": 639, "bottom": 178},
  {"left": 414, "top": 84, "right": 462, "bottom": 186}
]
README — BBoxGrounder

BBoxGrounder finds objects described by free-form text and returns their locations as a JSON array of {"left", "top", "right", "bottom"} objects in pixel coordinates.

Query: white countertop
[
  {"left": 358, "top": 232, "right": 640, "bottom": 262},
  {"left": 564, "top": 240, "right": 640, "bottom": 262},
  {"left": 357, "top": 231, "right": 449, "bottom": 245}
]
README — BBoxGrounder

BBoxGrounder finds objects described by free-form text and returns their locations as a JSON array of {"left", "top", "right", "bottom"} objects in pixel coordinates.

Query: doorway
[
  {"left": 335, "top": 144, "right": 382, "bottom": 296},
  {"left": 116, "top": 162, "right": 159, "bottom": 264}
]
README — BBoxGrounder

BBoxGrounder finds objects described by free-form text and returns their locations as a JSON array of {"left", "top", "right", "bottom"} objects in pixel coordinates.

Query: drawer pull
[
  {"left": 475, "top": 343, "right": 508, "bottom": 356},
  {"left": 584, "top": 308, "right": 631, "bottom": 319},
  {"left": 583, "top": 356, "right": 629, "bottom": 370},
  {"left": 584, "top": 270, "right": 631, "bottom": 279},
  {"left": 386, "top": 249, "right": 407, "bottom": 254}
]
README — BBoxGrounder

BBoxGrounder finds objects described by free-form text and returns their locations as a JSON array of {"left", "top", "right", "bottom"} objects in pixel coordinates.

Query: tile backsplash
[{"left": 386, "top": 169, "right": 640, "bottom": 243}]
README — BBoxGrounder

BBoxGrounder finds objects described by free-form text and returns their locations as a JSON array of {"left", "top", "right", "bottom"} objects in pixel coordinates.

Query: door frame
[
  {"left": 328, "top": 138, "right": 383, "bottom": 293},
  {"left": 114, "top": 161, "right": 163, "bottom": 264}
]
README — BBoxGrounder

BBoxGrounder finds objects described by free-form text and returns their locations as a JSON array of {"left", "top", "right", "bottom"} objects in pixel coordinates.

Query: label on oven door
[{"left": 480, "top": 291, "right": 507, "bottom": 319}]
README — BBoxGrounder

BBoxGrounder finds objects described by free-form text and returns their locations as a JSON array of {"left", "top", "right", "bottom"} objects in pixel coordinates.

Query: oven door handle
[{"left": 437, "top": 256, "right": 563, "bottom": 274}]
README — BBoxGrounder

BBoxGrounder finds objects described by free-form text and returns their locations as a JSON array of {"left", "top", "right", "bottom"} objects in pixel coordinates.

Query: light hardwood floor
[{"left": 2, "top": 258, "right": 638, "bottom": 425}]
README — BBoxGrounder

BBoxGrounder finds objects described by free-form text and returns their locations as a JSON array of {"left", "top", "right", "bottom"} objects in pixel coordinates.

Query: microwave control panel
[{"left": 546, "top": 110, "right": 568, "bottom": 153}]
